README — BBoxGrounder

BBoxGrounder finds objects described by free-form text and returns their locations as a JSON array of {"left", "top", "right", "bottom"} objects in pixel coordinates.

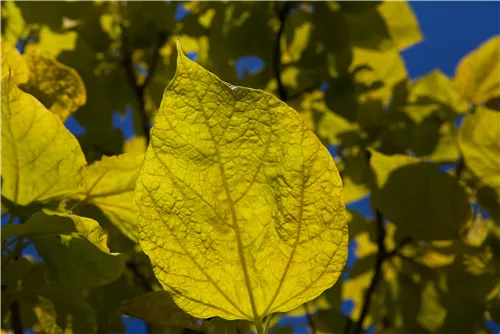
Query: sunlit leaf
[
  {"left": 135, "top": 45, "right": 348, "bottom": 322},
  {"left": 75, "top": 153, "right": 144, "bottom": 242},
  {"left": 1, "top": 74, "right": 87, "bottom": 206},
  {"left": 370, "top": 150, "right": 471, "bottom": 240},
  {"left": 404, "top": 70, "right": 468, "bottom": 123},
  {"left": 21, "top": 48, "right": 87, "bottom": 121},
  {"left": 119, "top": 291, "right": 209, "bottom": 331},
  {"left": 343, "top": 1, "right": 422, "bottom": 52},
  {"left": 454, "top": 36, "right": 500, "bottom": 104},
  {"left": 1, "top": 38, "right": 29, "bottom": 84},
  {"left": 458, "top": 105, "right": 500, "bottom": 187},
  {"left": 30, "top": 212, "right": 125, "bottom": 290}
]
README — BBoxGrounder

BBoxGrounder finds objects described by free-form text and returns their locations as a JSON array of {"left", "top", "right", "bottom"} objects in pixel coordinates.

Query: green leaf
[
  {"left": 370, "top": 150, "right": 471, "bottom": 240},
  {"left": 119, "top": 291, "right": 208, "bottom": 331},
  {"left": 458, "top": 105, "right": 500, "bottom": 187},
  {"left": 76, "top": 153, "right": 144, "bottom": 242},
  {"left": 454, "top": 36, "right": 500, "bottom": 104},
  {"left": 135, "top": 44, "right": 348, "bottom": 322},
  {"left": 1, "top": 212, "right": 74, "bottom": 243},
  {"left": 21, "top": 48, "right": 87, "bottom": 122},
  {"left": 1, "top": 74, "right": 87, "bottom": 206},
  {"left": 1, "top": 38, "right": 30, "bottom": 84},
  {"left": 29, "top": 212, "right": 125, "bottom": 289}
]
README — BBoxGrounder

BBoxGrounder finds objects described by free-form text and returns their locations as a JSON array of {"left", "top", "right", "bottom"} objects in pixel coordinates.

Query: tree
[{"left": 1, "top": 1, "right": 499, "bottom": 334}]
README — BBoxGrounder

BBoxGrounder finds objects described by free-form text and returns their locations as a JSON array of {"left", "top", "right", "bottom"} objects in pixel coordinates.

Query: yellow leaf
[
  {"left": 1, "top": 74, "right": 87, "bottom": 206},
  {"left": 350, "top": 48, "right": 408, "bottom": 106},
  {"left": 1, "top": 38, "right": 29, "bottom": 84},
  {"left": 124, "top": 136, "right": 147, "bottom": 154},
  {"left": 76, "top": 153, "right": 144, "bottom": 242},
  {"left": 135, "top": 44, "right": 348, "bottom": 324},
  {"left": 21, "top": 48, "right": 87, "bottom": 121},
  {"left": 454, "top": 36, "right": 500, "bottom": 104},
  {"left": 377, "top": 1, "right": 423, "bottom": 51},
  {"left": 458, "top": 105, "right": 500, "bottom": 187},
  {"left": 33, "top": 25, "right": 78, "bottom": 58}
]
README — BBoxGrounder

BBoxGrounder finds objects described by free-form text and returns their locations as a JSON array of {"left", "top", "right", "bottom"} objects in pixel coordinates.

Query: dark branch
[
  {"left": 10, "top": 300, "right": 22, "bottom": 334},
  {"left": 121, "top": 25, "right": 169, "bottom": 144},
  {"left": 273, "top": 1, "right": 292, "bottom": 101},
  {"left": 304, "top": 303, "right": 317, "bottom": 334},
  {"left": 126, "top": 260, "right": 153, "bottom": 293},
  {"left": 351, "top": 210, "right": 387, "bottom": 334}
]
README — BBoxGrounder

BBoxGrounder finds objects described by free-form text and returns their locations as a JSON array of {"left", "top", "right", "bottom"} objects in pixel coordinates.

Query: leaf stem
[{"left": 273, "top": 1, "right": 292, "bottom": 102}]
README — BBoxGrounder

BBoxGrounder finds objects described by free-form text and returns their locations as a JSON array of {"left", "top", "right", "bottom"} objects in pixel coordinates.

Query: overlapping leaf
[
  {"left": 135, "top": 45, "right": 348, "bottom": 322},
  {"left": 29, "top": 212, "right": 125, "bottom": 290},
  {"left": 75, "top": 153, "right": 144, "bottom": 242}
]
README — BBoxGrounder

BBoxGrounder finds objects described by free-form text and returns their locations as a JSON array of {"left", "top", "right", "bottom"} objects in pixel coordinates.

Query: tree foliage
[{"left": 1, "top": 2, "right": 499, "bottom": 334}]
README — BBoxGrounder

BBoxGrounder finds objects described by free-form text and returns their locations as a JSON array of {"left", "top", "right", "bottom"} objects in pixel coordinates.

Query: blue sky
[{"left": 5, "top": 2, "right": 499, "bottom": 334}]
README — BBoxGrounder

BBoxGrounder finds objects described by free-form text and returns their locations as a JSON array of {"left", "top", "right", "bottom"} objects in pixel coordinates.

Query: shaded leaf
[
  {"left": 119, "top": 291, "right": 208, "bottom": 331},
  {"left": 30, "top": 212, "right": 125, "bottom": 290},
  {"left": 370, "top": 150, "right": 471, "bottom": 240},
  {"left": 135, "top": 45, "right": 348, "bottom": 321}
]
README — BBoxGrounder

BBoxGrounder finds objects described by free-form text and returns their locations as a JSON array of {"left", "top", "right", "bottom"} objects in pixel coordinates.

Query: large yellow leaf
[
  {"left": 1, "top": 74, "right": 87, "bottom": 206},
  {"left": 76, "top": 153, "right": 144, "bottom": 242},
  {"left": 458, "top": 105, "right": 500, "bottom": 187},
  {"left": 135, "top": 45, "right": 348, "bottom": 324},
  {"left": 454, "top": 36, "right": 500, "bottom": 104},
  {"left": 1, "top": 38, "right": 29, "bottom": 84},
  {"left": 21, "top": 48, "right": 87, "bottom": 121}
]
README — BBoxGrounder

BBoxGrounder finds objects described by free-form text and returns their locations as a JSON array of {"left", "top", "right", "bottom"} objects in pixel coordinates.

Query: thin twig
[
  {"left": 387, "top": 237, "right": 412, "bottom": 258},
  {"left": 121, "top": 24, "right": 169, "bottom": 144},
  {"left": 351, "top": 210, "right": 386, "bottom": 334},
  {"left": 273, "top": 1, "right": 292, "bottom": 101}
]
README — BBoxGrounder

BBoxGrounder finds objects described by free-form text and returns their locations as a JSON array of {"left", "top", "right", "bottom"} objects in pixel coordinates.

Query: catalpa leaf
[
  {"left": 30, "top": 212, "right": 125, "bottom": 290},
  {"left": 21, "top": 48, "right": 87, "bottom": 122},
  {"left": 1, "top": 38, "right": 29, "bottom": 84},
  {"left": 370, "top": 150, "right": 471, "bottom": 240},
  {"left": 119, "top": 291, "right": 209, "bottom": 331},
  {"left": 135, "top": 44, "right": 348, "bottom": 323},
  {"left": 1, "top": 74, "right": 87, "bottom": 206},
  {"left": 76, "top": 153, "right": 145, "bottom": 242},
  {"left": 454, "top": 36, "right": 500, "bottom": 104}
]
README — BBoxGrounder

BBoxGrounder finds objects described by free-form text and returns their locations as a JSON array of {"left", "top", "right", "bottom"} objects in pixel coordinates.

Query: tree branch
[
  {"left": 10, "top": 300, "right": 22, "bottom": 334},
  {"left": 121, "top": 25, "right": 169, "bottom": 144},
  {"left": 351, "top": 210, "right": 387, "bottom": 334},
  {"left": 273, "top": 1, "right": 292, "bottom": 101}
]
